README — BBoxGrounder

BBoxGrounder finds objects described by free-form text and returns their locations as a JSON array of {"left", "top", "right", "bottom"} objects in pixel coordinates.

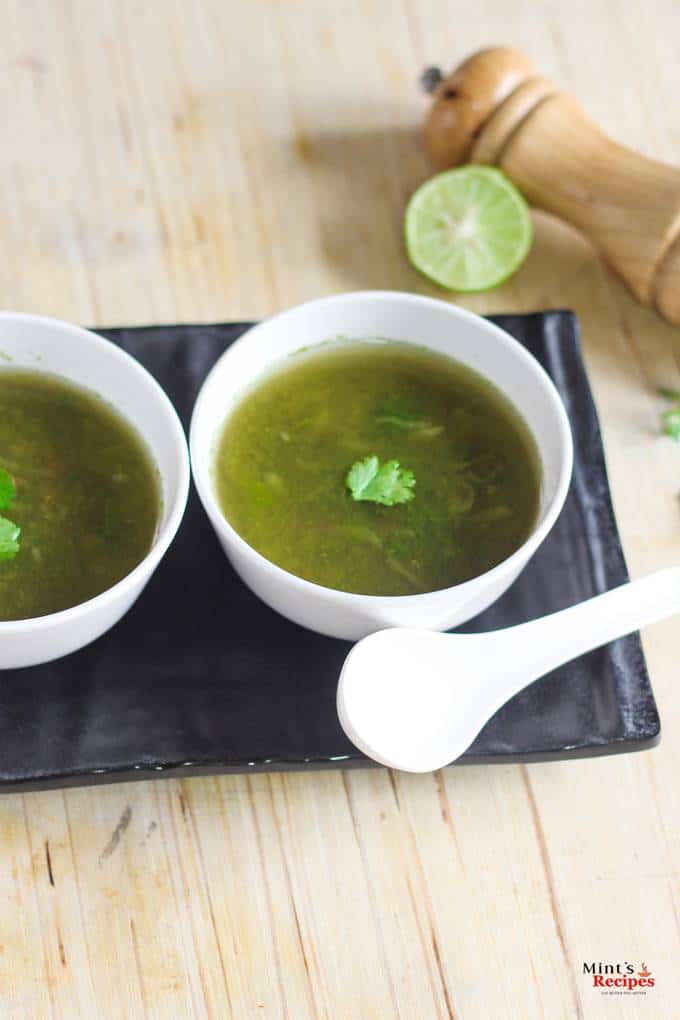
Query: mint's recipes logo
[{"left": 583, "top": 962, "right": 655, "bottom": 995}]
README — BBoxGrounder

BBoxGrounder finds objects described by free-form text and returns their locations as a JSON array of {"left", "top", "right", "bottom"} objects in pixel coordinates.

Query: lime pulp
[{"left": 404, "top": 165, "right": 533, "bottom": 292}]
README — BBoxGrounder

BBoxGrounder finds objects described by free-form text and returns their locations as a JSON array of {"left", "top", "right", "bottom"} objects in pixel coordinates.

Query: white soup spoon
[{"left": 337, "top": 568, "right": 678, "bottom": 772}]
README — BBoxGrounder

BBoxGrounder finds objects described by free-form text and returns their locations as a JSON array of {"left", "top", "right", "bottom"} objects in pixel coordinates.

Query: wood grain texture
[{"left": 0, "top": 1, "right": 679, "bottom": 1017}]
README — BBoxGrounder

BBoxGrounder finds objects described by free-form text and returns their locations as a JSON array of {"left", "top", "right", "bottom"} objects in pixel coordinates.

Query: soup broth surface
[
  {"left": 0, "top": 371, "right": 160, "bottom": 621},
  {"left": 215, "top": 340, "right": 541, "bottom": 596}
]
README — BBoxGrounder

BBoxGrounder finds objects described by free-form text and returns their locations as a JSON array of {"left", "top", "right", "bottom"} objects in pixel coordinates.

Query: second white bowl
[{"left": 0, "top": 313, "right": 190, "bottom": 668}]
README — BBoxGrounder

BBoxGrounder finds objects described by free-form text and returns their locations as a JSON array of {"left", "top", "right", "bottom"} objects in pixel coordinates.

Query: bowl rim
[
  {"left": 190, "top": 290, "right": 574, "bottom": 606},
  {"left": 0, "top": 311, "right": 191, "bottom": 633}
]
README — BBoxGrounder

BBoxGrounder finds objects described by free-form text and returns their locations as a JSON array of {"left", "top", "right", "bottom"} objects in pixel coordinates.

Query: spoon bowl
[{"left": 338, "top": 629, "right": 490, "bottom": 771}]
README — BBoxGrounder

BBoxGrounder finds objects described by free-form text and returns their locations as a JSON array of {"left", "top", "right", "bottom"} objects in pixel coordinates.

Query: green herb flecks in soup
[
  {"left": 215, "top": 341, "right": 541, "bottom": 596},
  {"left": 0, "top": 371, "right": 160, "bottom": 621}
]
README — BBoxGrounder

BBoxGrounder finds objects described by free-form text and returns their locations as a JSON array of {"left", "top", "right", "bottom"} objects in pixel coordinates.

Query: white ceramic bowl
[
  {"left": 191, "top": 292, "right": 573, "bottom": 640},
  {"left": 0, "top": 313, "right": 190, "bottom": 668}
]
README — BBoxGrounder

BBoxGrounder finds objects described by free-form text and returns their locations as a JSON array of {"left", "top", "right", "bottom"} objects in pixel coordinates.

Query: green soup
[
  {"left": 0, "top": 371, "right": 160, "bottom": 621},
  {"left": 215, "top": 340, "right": 541, "bottom": 596}
]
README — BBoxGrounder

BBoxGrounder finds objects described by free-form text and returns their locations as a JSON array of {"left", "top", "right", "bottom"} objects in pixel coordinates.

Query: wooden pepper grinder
[{"left": 422, "top": 48, "right": 680, "bottom": 324}]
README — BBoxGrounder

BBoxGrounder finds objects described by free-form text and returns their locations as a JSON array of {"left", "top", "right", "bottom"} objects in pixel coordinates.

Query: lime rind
[{"left": 404, "top": 165, "right": 533, "bottom": 293}]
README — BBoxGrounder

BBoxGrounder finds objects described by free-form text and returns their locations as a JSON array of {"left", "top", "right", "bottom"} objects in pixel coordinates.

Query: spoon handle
[{"left": 490, "top": 567, "right": 680, "bottom": 684}]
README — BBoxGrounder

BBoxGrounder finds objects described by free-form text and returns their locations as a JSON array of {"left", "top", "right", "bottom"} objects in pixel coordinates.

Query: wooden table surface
[{"left": 2, "top": 2, "right": 679, "bottom": 1017}]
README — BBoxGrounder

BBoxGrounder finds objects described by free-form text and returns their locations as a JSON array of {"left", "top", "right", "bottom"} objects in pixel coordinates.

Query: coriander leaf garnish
[
  {"left": 346, "top": 456, "right": 415, "bottom": 506},
  {"left": 664, "top": 408, "right": 680, "bottom": 440},
  {"left": 659, "top": 388, "right": 680, "bottom": 441},
  {"left": 0, "top": 517, "right": 20, "bottom": 560},
  {"left": 0, "top": 466, "right": 21, "bottom": 559},
  {"left": 0, "top": 467, "right": 15, "bottom": 512}
]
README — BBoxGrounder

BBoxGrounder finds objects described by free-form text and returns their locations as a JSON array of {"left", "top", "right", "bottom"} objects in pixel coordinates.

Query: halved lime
[{"left": 405, "top": 166, "right": 532, "bottom": 292}]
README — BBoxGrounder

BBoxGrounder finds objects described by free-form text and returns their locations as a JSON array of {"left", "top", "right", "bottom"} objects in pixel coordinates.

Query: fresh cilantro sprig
[
  {"left": 0, "top": 517, "right": 20, "bottom": 561},
  {"left": 0, "top": 467, "right": 20, "bottom": 561},
  {"left": 0, "top": 467, "right": 15, "bottom": 511},
  {"left": 346, "top": 456, "right": 415, "bottom": 506},
  {"left": 659, "top": 388, "right": 680, "bottom": 440}
]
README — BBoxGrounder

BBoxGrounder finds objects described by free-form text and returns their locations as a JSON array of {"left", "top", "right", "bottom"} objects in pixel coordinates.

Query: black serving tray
[{"left": 0, "top": 313, "right": 660, "bottom": 790}]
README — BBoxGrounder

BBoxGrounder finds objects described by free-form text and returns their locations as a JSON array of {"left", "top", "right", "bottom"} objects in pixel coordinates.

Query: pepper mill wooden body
[{"left": 423, "top": 48, "right": 680, "bottom": 324}]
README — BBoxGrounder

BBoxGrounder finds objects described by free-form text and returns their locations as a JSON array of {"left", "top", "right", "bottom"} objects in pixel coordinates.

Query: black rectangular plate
[{"left": 0, "top": 313, "right": 660, "bottom": 790}]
